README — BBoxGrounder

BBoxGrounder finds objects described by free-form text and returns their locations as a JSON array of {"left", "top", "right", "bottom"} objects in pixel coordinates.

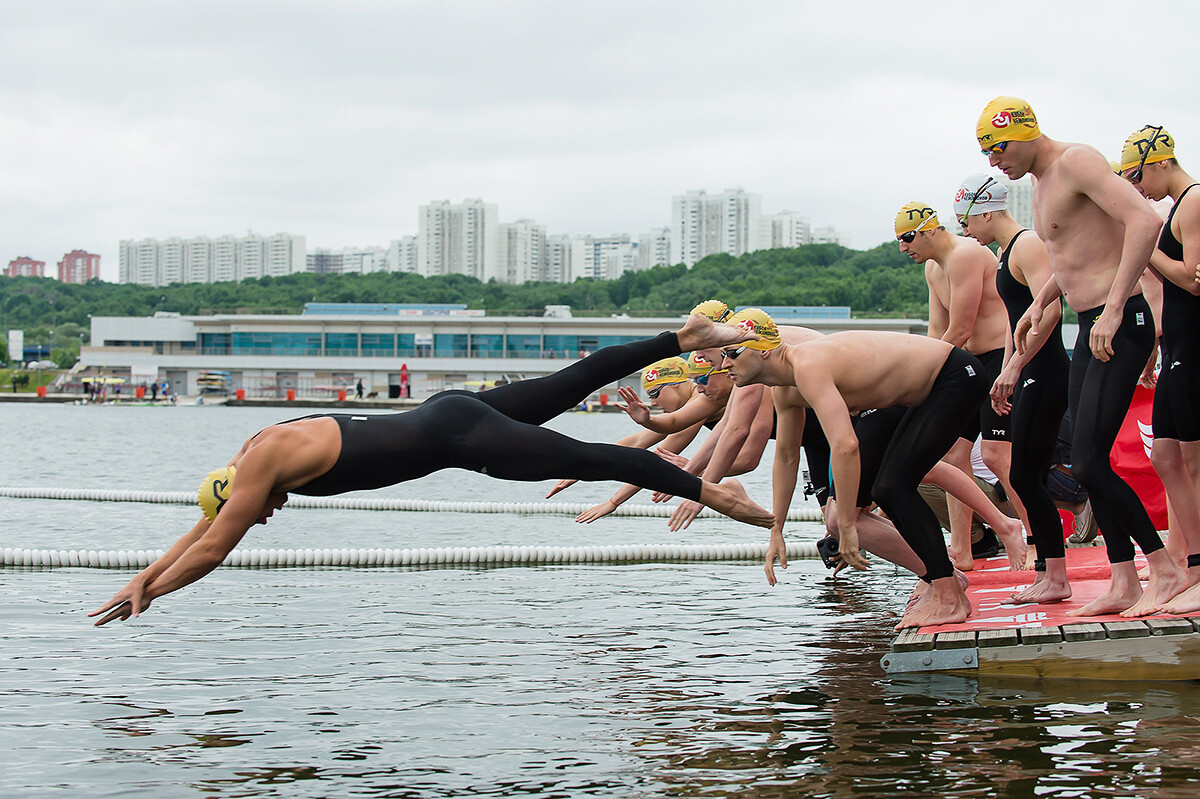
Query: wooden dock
[{"left": 882, "top": 547, "right": 1200, "bottom": 680}]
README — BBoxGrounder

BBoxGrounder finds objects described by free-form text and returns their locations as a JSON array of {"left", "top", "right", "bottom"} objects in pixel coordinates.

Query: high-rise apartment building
[
  {"left": 810, "top": 226, "right": 852, "bottom": 246},
  {"left": 5, "top": 256, "right": 45, "bottom": 278},
  {"left": 307, "top": 246, "right": 388, "bottom": 275},
  {"left": 768, "top": 212, "right": 812, "bottom": 248},
  {"left": 387, "top": 236, "right": 419, "bottom": 274},
  {"left": 497, "top": 219, "right": 547, "bottom": 284},
  {"left": 636, "top": 228, "right": 672, "bottom": 271},
  {"left": 418, "top": 199, "right": 501, "bottom": 281},
  {"left": 57, "top": 250, "right": 101, "bottom": 283},
  {"left": 119, "top": 233, "right": 305, "bottom": 286},
  {"left": 1005, "top": 178, "right": 1034, "bottom": 230},
  {"left": 671, "top": 188, "right": 769, "bottom": 267}
]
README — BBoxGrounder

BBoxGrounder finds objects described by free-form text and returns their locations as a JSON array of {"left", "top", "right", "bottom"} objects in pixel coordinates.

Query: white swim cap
[{"left": 953, "top": 173, "right": 1008, "bottom": 216}]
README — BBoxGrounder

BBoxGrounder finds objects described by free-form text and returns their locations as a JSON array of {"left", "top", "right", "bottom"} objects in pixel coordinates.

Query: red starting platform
[{"left": 882, "top": 547, "right": 1200, "bottom": 680}]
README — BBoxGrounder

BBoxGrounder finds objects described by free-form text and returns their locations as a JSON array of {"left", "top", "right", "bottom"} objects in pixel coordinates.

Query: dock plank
[
  {"left": 893, "top": 630, "right": 935, "bottom": 652},
  {"left": 1018, "top": 626, "right": 1063, "bottom": 645},
  {"left": 1102, "top": 621, "right": 1152, "bottom": 639},
  {"left": 976, "top": 628, "right": 1019, "bottom": 648},
  {"left": 1147, "top": 618, "right": 1196, "bottom": 636},
  {"left": 1061, "top": 623, "right": 1107, "bottom": 642},
  {"left": 934, "top": 631, "right": 976, "bottom": 650}
]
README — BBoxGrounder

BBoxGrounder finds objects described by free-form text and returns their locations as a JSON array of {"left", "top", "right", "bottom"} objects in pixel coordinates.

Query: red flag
[{"left": 1110, "top": 384, "right": 1168, "bottom": 530}]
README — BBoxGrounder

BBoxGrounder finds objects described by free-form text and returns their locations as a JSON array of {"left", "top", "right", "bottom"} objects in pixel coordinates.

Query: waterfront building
[
  {"left": 79, "top": 305, "right": 927, "bottom": 399},
  {"left": 6, "top": 256, "right": 46, "bottom": 278},
  {"left": 57, "top": 250, "right": 101, "bottom": 283}
]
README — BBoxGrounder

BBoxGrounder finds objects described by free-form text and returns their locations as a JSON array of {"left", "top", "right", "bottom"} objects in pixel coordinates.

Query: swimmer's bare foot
[
  {"left": 676, "top": 312, "right": 759, "bottom": 352},
  {"left": 700, "top": 479, "right": 774, "bottom": 528},
  {"left": 1007, "top": 559, "right": 1072, "bottom": 604},
  {"left": 1160, "top": 580, "right": 1200, "bottom": 614},
  {"left": 992, "top": 517, "right": 1028, "bottom": 571},
  {"left": 1067, "top": 562, "right": 1142, "bottom": 617},
  {"left": 895, "top": 576, "right": 971, "bottom": 631},
  {"left": 948, "top": 545, "right": 975, "bottom": 572},
  {"left": 1122, "top": 550, "right": 1189, "bottom": 618}
]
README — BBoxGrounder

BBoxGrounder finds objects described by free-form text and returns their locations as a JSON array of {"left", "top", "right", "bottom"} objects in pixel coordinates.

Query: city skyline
[
  {"left": 4, "top": 2, "right": 1196, "bottom": 283},
  {"left": 115, "top": 187, "right": 855, "bottom": 287}
]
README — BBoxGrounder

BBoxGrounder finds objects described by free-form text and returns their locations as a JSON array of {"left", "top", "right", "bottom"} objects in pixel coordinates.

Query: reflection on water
[{"left": 4, "top": 405, "right": 1200, "bottom": 796}]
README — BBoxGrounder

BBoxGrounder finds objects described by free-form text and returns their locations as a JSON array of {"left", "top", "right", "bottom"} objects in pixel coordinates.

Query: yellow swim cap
[
  {"left": 895, "top": 201, "right": 940, "bottom": 237},
  {"left": 641, "top": 357, "right": 689, "bottom": 390},
  {"left": 976, "top": 96, "right": 1040, "bottom": 149},
  {"left": 691, "top": 299, "right": 731, "bottom": 322},
  {"left": 687, "top": 350, "right": 728, "bottom": 377},
  {"left": 724, "top": 308, "right": 781, "bottom": 352},
  {"left": 198, "top": 465, "right": 236, "bottom": 522},
  {"left": 1109, "top": 159, "right": 1123, "bottom": 175},
  {"left": 1120, "top": 125, "right": 1175, "bottom": 172}
]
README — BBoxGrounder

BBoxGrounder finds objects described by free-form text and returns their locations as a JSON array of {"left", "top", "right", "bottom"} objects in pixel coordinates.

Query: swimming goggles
[
  {"left": 898, "top": 213, "right": 937, "bottom": 244},
  {"left": 1126, "top": 126, "right": 1164, "bottom": 185},
  {"left": 692, "top": 365, "right": 717, "bottom": 386},
  {"left": 720, "top": 346, "right": 747, "bottom": 361},
  {"left": 981, "top": 140, "right": 1009, "bottom": 156},
  {"left": 960, "top": 176, "right": 997, "bottom": 220}
]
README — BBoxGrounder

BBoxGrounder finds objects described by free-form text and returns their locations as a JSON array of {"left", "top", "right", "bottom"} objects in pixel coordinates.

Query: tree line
[{"left": 1, "top": 242, "right": 930, "bottom": 363}]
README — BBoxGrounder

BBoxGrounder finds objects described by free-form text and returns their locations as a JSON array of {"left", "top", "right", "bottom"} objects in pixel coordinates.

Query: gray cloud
[{"left": 2, "top": 1, "right": 1198, "bottom": 281}]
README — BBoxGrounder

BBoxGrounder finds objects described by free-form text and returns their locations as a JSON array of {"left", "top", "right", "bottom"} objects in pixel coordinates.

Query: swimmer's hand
[
  {"left": 668, "top": 499, "right": 704, "bottom": 531},
  {"left": 765, "top": 529, "right": 788, "bottom": 585},
  {"left": 1139, "top": 343, "right": 1159, "bottom": 389},
  {"left": 990, "top": 366, "right": 1018, "bottom": 416},
  {"left": 617, "top": 387, "right": 652, "bottom": 426},
  {"left": 838, "top": 526, "right": 870, "bottom": 571},
  {"left": 546, "top": 479, "right": 577, "bottom": 498},
  {"left": 1014, "top": 304, "right": 1043, "bottom": 356},
  {"left": 575, "top": 500, "right": 617, "bottom": 523},
  {"left": 90, "top": 578, "right": 152, "bottom": 626},
  {"left": 653, "top": 446, "right": 689, "bottom": 469},
  {"left": 1089, "top": 306, "right": 1121, "bottom": 363}
]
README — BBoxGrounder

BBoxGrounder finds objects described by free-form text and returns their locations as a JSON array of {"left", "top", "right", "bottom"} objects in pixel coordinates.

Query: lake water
[{"left": 3, "top": 403, "right": 1200, "bottom": 797}]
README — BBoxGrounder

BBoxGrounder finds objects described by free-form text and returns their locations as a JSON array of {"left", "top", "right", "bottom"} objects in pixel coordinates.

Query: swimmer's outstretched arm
[
  {"left": 617, "top": 386, "right": 717, "bottom": 435},
  {"left": 90, "top": 472, "right": 275, "bottom": 626}
]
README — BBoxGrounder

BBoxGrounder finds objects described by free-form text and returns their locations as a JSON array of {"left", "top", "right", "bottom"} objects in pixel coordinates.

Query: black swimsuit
[
  {"left": 282, "top": 332, "right": 707, "bottom": 502},
  {"left": 1153, "top": 184, "right": 1200, "bottom": 442},
  {"left": 995, "top": 231, "right": 1070, "bottom": 561}
]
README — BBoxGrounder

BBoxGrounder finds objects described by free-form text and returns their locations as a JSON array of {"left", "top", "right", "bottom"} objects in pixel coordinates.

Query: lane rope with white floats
[
  {"left": 0, "top": 485, "right": 824, "bottom": 568},
  {"left": 2, "top": 542, "right": 819, "bottom": 569},
  {"left": 0, "top": 485, "right": 823, "bottom": 521}
]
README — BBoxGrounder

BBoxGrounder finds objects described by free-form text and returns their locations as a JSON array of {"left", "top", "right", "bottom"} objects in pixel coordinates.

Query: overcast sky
[{"left": 4, "top": 0, "right": 1198, "bottom": 282}]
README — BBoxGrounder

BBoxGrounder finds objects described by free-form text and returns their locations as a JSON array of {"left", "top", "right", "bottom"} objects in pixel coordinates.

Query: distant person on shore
[
  {"left": 978, "top": 96, "right": 1185, "bottom": 616},
  {"left": 90, "top": 315, "right": 773, "bottom": 626},
  {"left": 356, "top": 379, "right": 364, "bottom": 400}
]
